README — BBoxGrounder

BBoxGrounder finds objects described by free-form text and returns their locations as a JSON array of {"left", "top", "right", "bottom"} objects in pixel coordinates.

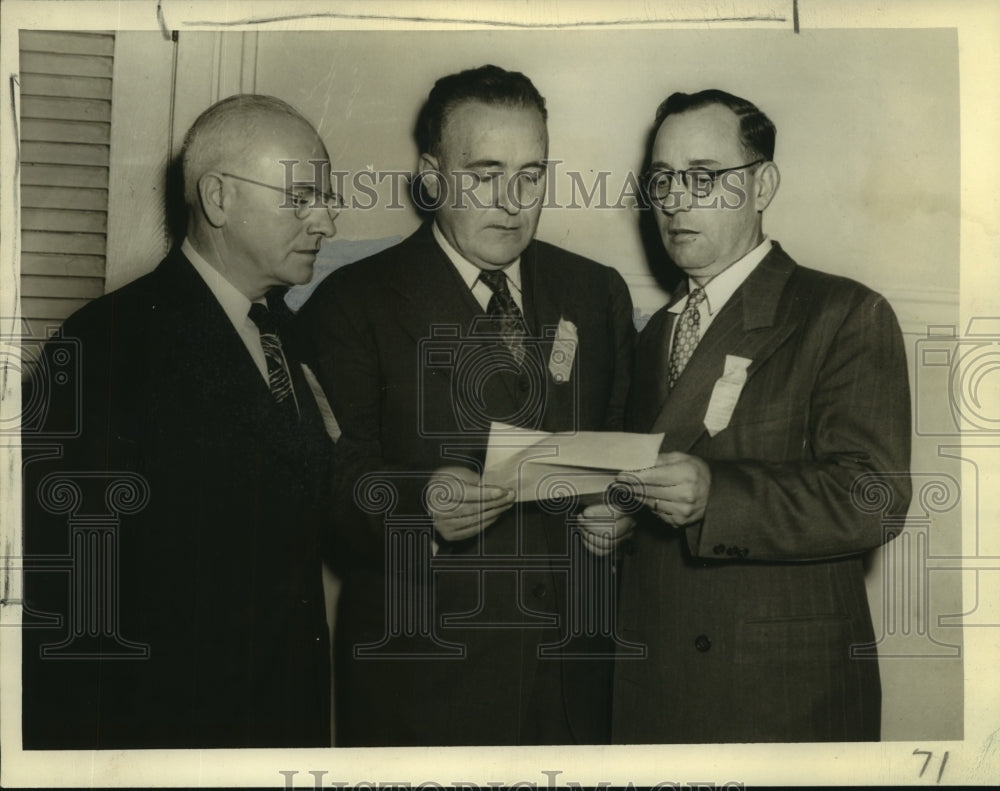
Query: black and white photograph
[{"left": 1, "top": 0, "right": 997, "bottom": 787}]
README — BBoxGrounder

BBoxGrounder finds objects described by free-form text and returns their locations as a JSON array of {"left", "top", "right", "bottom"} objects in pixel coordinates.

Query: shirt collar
[
  {"left": 181, "top": 238, "right": 263, "bottom": 326},
  {"left": 432, "top": 221, "right": 522, "bottom": 296},
  {"left": 669, "top": 237, "right": 772, "bottom": 315}
]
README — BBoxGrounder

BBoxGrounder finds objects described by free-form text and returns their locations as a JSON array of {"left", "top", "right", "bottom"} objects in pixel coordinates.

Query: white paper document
[{"left": 482, "top": 422, "right": 664, "bottom": 502}]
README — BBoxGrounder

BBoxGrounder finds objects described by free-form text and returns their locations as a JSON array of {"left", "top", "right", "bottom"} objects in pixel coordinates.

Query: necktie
[
  {"left": 478, "top": 268, "right": 527, "bottom": 365},
  {"left": 667, "top": 287, "right": 706, "bottom": 390},
  {"left": 248, "top": 302, "right": 298, "bottom": 418}
]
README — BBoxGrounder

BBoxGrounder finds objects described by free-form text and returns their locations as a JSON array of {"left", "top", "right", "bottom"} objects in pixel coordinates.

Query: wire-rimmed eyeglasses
[{"left": 221, "top": 172, "right": 344, "bottom": 218}]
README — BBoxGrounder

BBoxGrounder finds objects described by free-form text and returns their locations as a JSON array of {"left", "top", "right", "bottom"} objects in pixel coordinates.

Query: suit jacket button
[
  {"left": 694, "top": 634, "right": 712, "bottom": 652},
  {"left": 713, "top": 544, "right": 726, "bottom": 555},
  {"left": 532, "top": 583, "right": 547, "bottom": 599}
]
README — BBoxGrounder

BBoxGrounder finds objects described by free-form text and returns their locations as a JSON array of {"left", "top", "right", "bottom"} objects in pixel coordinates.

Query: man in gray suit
[{"left": 613, "top": 89, "right": 912, "bottom": 742}]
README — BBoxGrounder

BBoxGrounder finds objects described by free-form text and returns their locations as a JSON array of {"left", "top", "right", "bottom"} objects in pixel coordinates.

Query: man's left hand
[
  {"left": 576, "top": 503, "right": 635, "bottom": 556},
  {"left": 619, "top": 451, "right": 711, "bottom": 527}
]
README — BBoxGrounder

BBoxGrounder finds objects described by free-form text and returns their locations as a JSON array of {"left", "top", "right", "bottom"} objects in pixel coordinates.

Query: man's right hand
[{"left": 425, "top": 465, "right": 515, "bottom": 542}]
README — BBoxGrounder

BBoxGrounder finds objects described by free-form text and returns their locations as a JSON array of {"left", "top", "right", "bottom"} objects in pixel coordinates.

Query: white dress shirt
[
  {"left": 179, "top": 239, "right": 346, "bottom": 440},
  {"left": 668, "top": 237, "right": 773, "bottom": 347},
  {"left": 432, "top": 221, "right": 524, "bottom": 311},
  {"left": 182, "top": 238, "right": 270, "bottom": 383}
]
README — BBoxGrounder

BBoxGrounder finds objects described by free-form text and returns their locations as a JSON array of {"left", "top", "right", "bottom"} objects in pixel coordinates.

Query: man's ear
[
  {"left": 198, "top": 172, "right": 227, "bottom": 228},
  {"left": 417, "top": 153, "right": 442, "bottom": 201},
  {"left": 754, "top": 161, "right": 780, "bottom": 213}
]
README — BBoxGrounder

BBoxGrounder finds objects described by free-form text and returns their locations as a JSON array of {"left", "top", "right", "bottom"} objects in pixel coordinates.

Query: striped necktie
[
  {"left": 667, "top": 287, "right": 706, "bottom": 390},
  {"left": 478, "top": 268, "right": 527, "bottom": 366},
  {"left": 248, "top": 302, "right": 298, "bottom": 418}
]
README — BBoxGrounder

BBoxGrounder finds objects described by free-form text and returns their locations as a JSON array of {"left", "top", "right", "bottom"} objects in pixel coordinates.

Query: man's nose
[
  {"left": 661, "top": 173, "right": 693, "bottom": 214},
  {"left": 306, "top": 205, "right": 338, "bottom": 238},
  {"left": 495, "top": 175, "right": 523, "bottom": 215}
]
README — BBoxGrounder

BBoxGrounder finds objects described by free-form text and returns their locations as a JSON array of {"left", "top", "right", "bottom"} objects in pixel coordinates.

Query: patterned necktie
[
  {"left": 248, "top": 302, "right": 298, "bottom": 418},
  {"left": 478, "top": 268, "right": 527, "bottom": 365},
  {"left": 667, "top": 287, "right": 706, "bottom": 390}
]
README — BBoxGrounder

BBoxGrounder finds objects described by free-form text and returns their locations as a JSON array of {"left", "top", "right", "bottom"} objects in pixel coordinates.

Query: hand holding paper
[
  {"left": 426, "top": 465, "right": 515, "bottom": 542},
  {"left": 618, "top": 451, "right": 712, "bottom": 527}
]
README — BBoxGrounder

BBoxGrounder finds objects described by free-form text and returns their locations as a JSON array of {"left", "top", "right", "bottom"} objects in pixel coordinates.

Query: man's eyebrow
[
  {"left": 649, "top": 158, "right": 724, "bottom": 170},
  {"left": 463, "top": 159, "right": 504, "bottom": 169},
  {"left": 687, "top": 158, "right": 724, "bottom": 168},
  {"left": 461, "top": 159, "right": 547, "bottom": 170}
]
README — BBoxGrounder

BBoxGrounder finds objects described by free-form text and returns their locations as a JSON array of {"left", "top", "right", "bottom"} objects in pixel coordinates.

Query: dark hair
[
  {"left": 653, "top": 89, "right": 776, "bottom": 161},
  {"left": 416, "top": 64, "right": 547, "bottom": 156}
]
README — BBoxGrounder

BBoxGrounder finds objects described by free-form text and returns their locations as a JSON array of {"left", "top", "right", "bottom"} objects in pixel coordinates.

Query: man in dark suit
[
  {"left": 301, "top": 65, "right": 636, "bottom": 745},
  {"left": 22, "top": 95, "right": 340, "bottom": 748},
  {"left": 613, "top": 90, "right": 912, "bottom": 742}
]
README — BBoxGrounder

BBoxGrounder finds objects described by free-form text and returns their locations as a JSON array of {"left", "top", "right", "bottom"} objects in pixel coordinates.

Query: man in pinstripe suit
[{"left": 611, "top": 90, "right": 912, "bottom": 742}]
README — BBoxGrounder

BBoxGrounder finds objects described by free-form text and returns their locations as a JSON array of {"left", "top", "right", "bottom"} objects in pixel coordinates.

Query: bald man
[{"left": 22, "top": 95, "right": 340, "bottom": 748}]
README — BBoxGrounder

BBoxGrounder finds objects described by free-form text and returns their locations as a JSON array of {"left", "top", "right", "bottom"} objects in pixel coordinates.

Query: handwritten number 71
[{"left": 913, "top": 749, "right": 949, "bottom": 783}]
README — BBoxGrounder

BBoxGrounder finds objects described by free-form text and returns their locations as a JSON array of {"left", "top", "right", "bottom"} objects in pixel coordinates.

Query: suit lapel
[
  {"left": 520, "top": 243, "right": 566, "bottom": 430},
  {"left": 648, "top": 244, "right": 801, "bottom": 451},
  {"left": 520, "top": 242, "right": 559, "bottom": 362},
  {"left": 154, "top": 252, "right": 323, "bottom": 470},
  {"left": 630, "top": 288, "right": 683, "bottom": 433},
  {"left": 387, "top": 224, "right": 531, "bottom": 423},
  {"left": 154, "top": 252, "right": 268, "bottom": 408},
  {"left": 386, "top": 224, "right": 483, "bottom": 345}
]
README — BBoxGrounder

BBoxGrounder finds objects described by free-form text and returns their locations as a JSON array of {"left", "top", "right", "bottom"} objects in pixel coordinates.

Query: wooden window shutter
[{"left": 19, "top": 31, "right": 115, "bottom": 338}]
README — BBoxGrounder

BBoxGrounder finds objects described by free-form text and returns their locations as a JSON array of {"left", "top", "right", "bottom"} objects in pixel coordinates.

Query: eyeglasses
[
  {"left": 644, "top": 159, "right": 764, "bottom": 201},
  {"left": 221, "top": 172, "right": 344, "bottom": 218}
]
